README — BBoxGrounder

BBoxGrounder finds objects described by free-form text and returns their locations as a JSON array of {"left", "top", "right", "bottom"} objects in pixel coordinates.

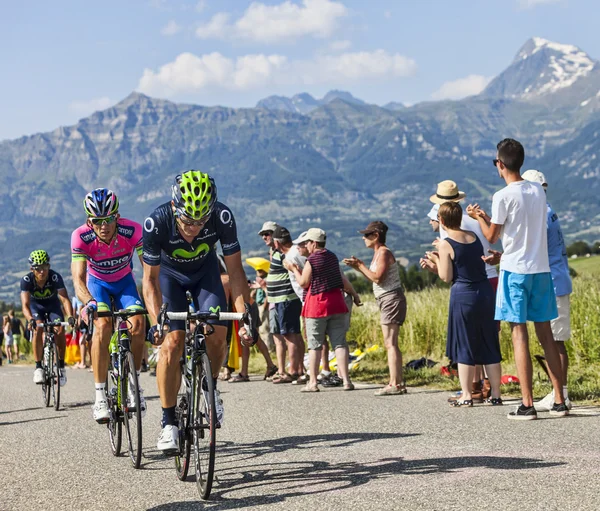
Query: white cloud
[
  {"left": 69, "top": 97, "right": 114, "bottom": 116},
  {"left": 329, "top": 39, "right": 351, "bottom": 51},
  {"left": 137, "top": 49, "right": 416, "bottom": 97},
  {"left": 517, "top": 0, "right": 562, "bottom": 8},
  {"left": 431, "top": 74, "right": 492, "bottom": 100},
  {"left": 195, "top": 0, "right": 347, "bottom": 42},
  {"left": 195, "top": 0, "right": 207, "bottom": 12},
  {"left": 161, "top": 20, "right": 181, "bottom": 36}
]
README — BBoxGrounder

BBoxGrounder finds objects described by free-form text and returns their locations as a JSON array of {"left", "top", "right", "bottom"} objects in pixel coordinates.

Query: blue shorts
[
  {"left": 159, "top": 252, "right": 227, "bottom": 332},
  {"left": 31, "top": 300, "right": 64, "bottom": 323},
  {"left": 273, "top": 299, "right": 302, "bottom": 335},
  {"left": 87, "top": 273, "right": 143, "bottom": 312},
  {"left": 495, "top": 270, "right": 558, "bottom": 324}
]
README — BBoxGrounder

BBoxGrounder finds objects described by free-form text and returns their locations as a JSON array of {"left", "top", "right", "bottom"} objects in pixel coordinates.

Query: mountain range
[{"left": 0, "top": 37, "right": 599, "bottom": 301}]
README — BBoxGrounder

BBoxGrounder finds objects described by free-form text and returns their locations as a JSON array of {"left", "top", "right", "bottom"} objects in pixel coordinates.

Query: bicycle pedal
[{"left": 161, "top": 449, "right": 178, "bottom": 458}]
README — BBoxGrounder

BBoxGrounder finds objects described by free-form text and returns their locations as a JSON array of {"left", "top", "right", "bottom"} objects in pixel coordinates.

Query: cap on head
[
  {"left": 258, "top": 221, "right": 278, "bottom": 236},
  {"left": 272, "top": 225, "right": 292, "bottom": 242},
  {"left": 522, "top": 169, "right": 548, "bottom": 187},
  {"left": 358, "top": 220, "right": 388, "bottom": 236},
  {"left": 427, "top": 204, "right": 440, "bottom": 221},
  {"left": 429, "top": 180, "right": 467, "bottom": 205},
  {"left": 294, "top": 228, "right": 326, "bottom": 244}
]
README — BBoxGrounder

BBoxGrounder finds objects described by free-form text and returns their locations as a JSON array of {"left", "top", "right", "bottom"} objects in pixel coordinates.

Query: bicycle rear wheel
[
  {"left": 193, "top": 352, "right": 216, "bottom": 500},
  {"left": 107, "top": 359, "right": 122, "bottom": 456},
  {"left": 175, "top": 394, "right": 191, "bottom": 480},
  {"left": 122, "top": 351, "right": 143, "bottom": 469},
  {"left": 53, "top": 343, "right": 61, "bottom": 411}
]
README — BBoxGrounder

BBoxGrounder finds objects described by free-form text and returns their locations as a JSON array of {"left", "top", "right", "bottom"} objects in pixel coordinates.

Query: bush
[{"left": 567, "top": 240, "right": 591, "bottom": 257}]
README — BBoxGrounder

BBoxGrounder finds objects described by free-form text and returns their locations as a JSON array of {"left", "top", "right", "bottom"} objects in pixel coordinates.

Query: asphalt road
[{"left": 1, "top": 364, "right": 599, "bottom": 511}]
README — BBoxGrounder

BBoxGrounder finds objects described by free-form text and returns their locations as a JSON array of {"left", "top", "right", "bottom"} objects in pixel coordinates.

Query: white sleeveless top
[{"left": 369, "top": 248, "right": 403, "bottom": 298}]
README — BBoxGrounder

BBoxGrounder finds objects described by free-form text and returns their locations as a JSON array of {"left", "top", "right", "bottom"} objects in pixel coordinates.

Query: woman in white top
[{"left": 344, "top": 221, "right": 407, "bottom": 395}]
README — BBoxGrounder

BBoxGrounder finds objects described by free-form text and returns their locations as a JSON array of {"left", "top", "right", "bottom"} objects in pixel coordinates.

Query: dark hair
[
  {"left": 497, "top": 138, "right": 525, "bottom": 173},
  {"left": 438, "top": 201, "right": 462, "bottom": 230},
  {"left": 315, "top": 241, "right": 326, "bottom": 249}
]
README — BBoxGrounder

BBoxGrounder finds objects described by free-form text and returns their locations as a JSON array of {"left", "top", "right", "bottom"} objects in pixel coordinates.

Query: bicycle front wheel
[
  {"left": 42, "top": 344, "right": 53, "bottom": 408},
  {"left": 175, "top": 393, "right": 191, "bottom": 481},
  {"left": 107, "top": 360, "right": 122, "bottom": 456},
  {"left": 122, "top": 351, "right": 143, "bottom": 469},
  {"left": 193, "top": 352, "right": 216, "bottom": 499},
  {"left": 53, "top": 343, "right": 61, "bottom": 411}
]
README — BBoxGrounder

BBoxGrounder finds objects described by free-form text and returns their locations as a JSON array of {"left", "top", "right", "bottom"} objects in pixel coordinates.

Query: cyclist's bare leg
[
  {"left": 55, "top": 329, "right": 67, "bottom": 360},
  {"left": 157, "top": 330, "right": 185, "bottom": 408},
  {"left": 91, "top": 317, "right": 113, "bottom": 385},
  {"left": 33, "top": 325, "right": 44, "bottom": 362},
  {"left": 206, "top": 325, "right": 227, "bottom": 379},
  {"left": 128, "top": 314, "right": 146, "bottom": 370}
]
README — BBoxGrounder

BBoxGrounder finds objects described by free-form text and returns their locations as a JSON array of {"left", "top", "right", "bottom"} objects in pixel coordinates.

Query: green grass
[{"left": 570, "top": 255, "right": 600, "bottom": 277}]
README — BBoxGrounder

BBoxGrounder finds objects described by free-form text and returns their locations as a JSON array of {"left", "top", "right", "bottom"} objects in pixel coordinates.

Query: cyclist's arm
[
  {"left": 20, "top": 291, "right": 34, "bottom": 323},
  {"left": 71, "top": 259, "right": 94, "bottom": 305},
  {"left": 223, "top": 251, "right": 251, "bottom": 313},
  {"left": 57, "top": 289, "right": 74, "bottom": 319},
  {"left": 142, "top": 262, "right": 162, "bottom": 326}
]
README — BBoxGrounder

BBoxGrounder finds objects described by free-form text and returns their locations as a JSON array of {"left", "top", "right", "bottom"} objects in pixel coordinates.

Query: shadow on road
[
  {"left": 0, "top": 406, "right": 44, "bottom": 415},
  {"left": 0, "top": 415, "right": 66, "bottom": 426},
  {"left": 146, "top": 432, "right": 566, "bottom": 511}
]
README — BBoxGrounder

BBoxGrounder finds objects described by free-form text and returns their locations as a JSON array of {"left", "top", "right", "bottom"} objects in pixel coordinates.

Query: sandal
[
  {"left": 484, "top": 397, "right": 503, "bottom": 406},
  {"left": 291, "top": 374, "right": 309, "bottom": 385},
  {"left": 374, "top": 384, "right": 405, "bottom": 396},
  {"left": 264, "top": 365, "right": 278, "bottom": 381},
  {"left": 450, "top": 399, "right": 473, "bottom": 407},
  {"left": 343, "top": 382, "right": 355, "bottom": 391},
  {"left": 272, "top": 373, "right": 293, "bottom": 384},
  {"left": 300, "top": 384, "right": 319, "bottom": 393},
  {"left": 228, "top": 373, "right": 250, "bottom": 383}
]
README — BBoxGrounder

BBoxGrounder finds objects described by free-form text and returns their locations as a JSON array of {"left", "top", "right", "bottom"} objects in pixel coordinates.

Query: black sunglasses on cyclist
[
  {"left": 176, "top": 211, "right": 210, "bottom": 227},
  {"left": 32, "top": 264, "right": 50, "bottom": 271},
  {"left": 90, "top": 215, "right": 117, "bottom": 226}
]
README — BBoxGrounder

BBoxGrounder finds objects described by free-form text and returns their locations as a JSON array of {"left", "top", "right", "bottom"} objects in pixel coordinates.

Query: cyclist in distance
[
  {"left": 71, "top": 188, "right": 146, "bottom": 423},
  {"left": 21, "top": 250, "right": 75, "bottom": 386},
  {"left": 142, "top": 170, "right": 256, "bottom": 453}
]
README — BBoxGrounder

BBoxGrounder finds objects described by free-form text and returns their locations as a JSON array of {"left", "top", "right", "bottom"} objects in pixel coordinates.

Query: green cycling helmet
[
  {"left": 29, "top": 250, "right": 50, "bottom": 266},
  {"left": 171, "top": 170, "right": 217, "bottom": 220}
]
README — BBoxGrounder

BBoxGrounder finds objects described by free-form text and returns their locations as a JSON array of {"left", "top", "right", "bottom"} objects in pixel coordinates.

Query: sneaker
[
  {"left": 534, "top": 391, "right": 555, "bottom": 412},
  {"left": 33, "top": 368, "right": 44, "bottom": 384},
  {"left": 59, "top": 371, "right": 67, "bottom": 387},
  {"left": 214, "top": 389, "right": 224, "bottom": 426},
  {"left": 549, "top": 402, "right": 570, "bottom": 417},
  {"left": 128, "top": 386, "right": 147, "bottom": 418},
  {"left": 484, "top": 397, "right": 503, "bottom": 406},
  {"left": 507, "top": 404, "right": 537, "bottom": 421},
  {"left": 93, "top": 400, "right": 110, "bottom": 423},
  {"left": 321, "top": 374, "right": 343, "bottom": 388},
  {"left": 157, "top": 424, "right": 178, "bottom": 453}
]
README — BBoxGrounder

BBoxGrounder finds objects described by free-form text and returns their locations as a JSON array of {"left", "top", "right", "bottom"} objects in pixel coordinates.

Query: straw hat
[{"left": 429, "top": 180, "right": 467, "bottom": 205}]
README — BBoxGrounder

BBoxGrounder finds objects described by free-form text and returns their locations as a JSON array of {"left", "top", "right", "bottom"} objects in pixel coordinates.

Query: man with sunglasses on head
[
  {"left": 142, "top": 170, "right": 255, "bottom": 454},
  {"left": 71, "top": 188, "right": 146, "bottom": 423},
  {"left": 21, "top": 250, "right": 75, "bottom": 386}
]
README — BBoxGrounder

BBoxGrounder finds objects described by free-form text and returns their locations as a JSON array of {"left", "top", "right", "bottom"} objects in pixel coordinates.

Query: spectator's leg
[
  {"left": 274, "top": 334, "right": 286, "bottom": 375},
  {"left": 510, "top": 323, "right": 534, "bottom": 407},
  {"left": 381, "top": 323, "right": 403, "bottom": 387},
  {"left": 255, "top": 338, "right": 275, "bottom": 370},
  {"left": 556, "top": 341, "right": 568, "bottom": 387},
  {"left": 321, "top": 339, "right": 330, "bottom": 372},
  {"left": 483, "top": 362, "right": 502, "bottom": 399},
  {"left": 457, "top": 363, "right": 475, "bottom": 401},
  {"left": 308, "top": 348, "right": 321, "bottom": 387},
  {"left": 535, "top": 321, "right": 565, "bottom": 404}
]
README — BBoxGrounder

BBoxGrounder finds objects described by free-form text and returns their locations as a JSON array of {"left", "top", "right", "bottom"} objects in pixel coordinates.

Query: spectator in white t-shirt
[{"left": 467, "top": 138, "right": 568, "bottom": 421}]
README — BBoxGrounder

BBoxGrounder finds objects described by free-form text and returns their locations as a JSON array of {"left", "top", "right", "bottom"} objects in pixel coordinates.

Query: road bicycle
[
  {"left": 39, "top": 317, "right": 69, "bottom": 411},
  {"left": 89, "top": 308, "right": 147, "bottom": 469},
  {"left": 158, "top": 305, "right": 246, "bottom": 499}
]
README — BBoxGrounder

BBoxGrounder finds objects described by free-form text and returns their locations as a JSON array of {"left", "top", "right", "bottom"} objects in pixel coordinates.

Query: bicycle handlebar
[
  {"left": 40, "top": 321, "right": 70, "bottom": 328},
  {"left": 164, "top": 311, "right": 245, "bottom": 322},
  {"left": 96, "top": 309, "right": 148, "bottom": 319}
]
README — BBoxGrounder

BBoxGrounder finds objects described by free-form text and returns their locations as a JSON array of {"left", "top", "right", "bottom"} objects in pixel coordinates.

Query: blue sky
[{"left": 1, "top": 0, "right": 598, "bottom": 141}]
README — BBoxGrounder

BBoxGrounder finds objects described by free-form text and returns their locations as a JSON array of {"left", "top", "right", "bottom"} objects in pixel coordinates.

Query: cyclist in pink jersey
[{"left": 70, "top": 188, "right": 146, "bottom": 423}]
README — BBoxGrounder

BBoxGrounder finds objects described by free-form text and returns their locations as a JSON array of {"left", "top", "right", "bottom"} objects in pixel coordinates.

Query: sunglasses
[
  {"left": 90, "top": 215, "right": 116, "bottom": 226},
  {"left": 176, "top": 212, "right": 209, "bottom": 227},
  {"left": 32, "top": 264, "right": 50, "bottom": 272},
  {"left": 492, "top": 158, "right": 505, "bottom": 167}
]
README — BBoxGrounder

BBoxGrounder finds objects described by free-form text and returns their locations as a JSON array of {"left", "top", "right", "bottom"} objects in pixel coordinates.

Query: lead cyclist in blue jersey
[{"left": 142, "top": 170, "right": 257, "bottom": 452}]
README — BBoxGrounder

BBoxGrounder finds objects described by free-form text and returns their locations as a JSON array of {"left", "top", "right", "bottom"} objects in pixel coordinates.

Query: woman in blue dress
[{"left": 421, "top": 202, "right": 502, "bottom": 407}]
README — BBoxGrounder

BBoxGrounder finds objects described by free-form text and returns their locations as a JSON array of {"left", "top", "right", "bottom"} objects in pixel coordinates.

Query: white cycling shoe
[
  {"left": 93, "top": 400, "right": 110, "bottom": 423},
  {"left": 33, "top": 368, "right": 44, "bottom": 384},
  {"left": 59, "top": 371, "right": 67, "bottom": 387},
  {"left": 157, "top": 424, "right": 179, "bottom": 453},
  {"left": 127, "top": 387, "right": 147, "bottom": 418}
]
